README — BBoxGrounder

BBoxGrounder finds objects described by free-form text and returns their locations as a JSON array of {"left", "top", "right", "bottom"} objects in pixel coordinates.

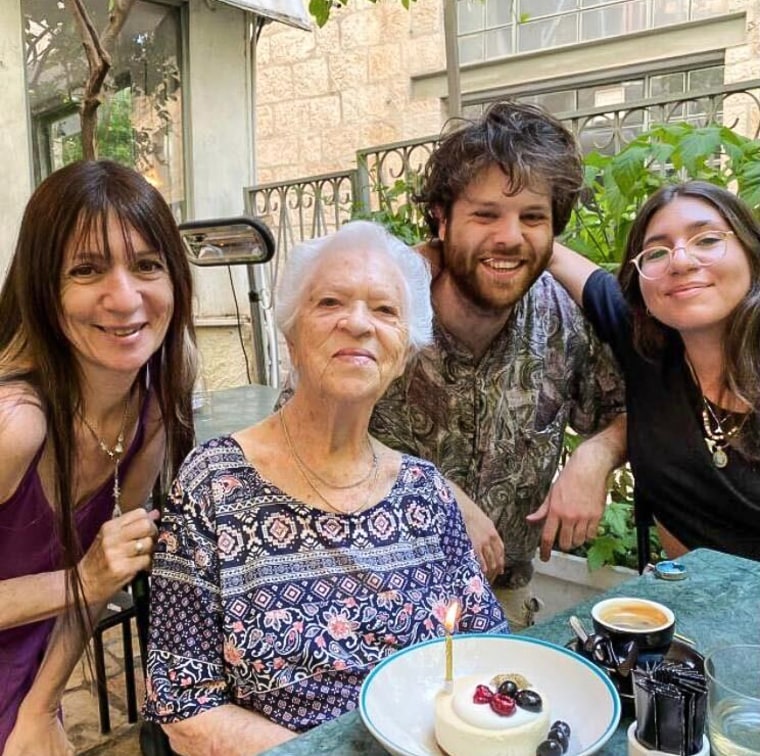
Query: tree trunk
[{"left": 68, "top": 0, "right": 137, "bottom": 160}]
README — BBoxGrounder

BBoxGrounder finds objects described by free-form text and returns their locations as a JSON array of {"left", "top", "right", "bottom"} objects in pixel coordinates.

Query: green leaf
[
  {"left": 586, "top": 538, "right": 618, "bottom": 571},
  {"left": 602, "top": 502, "right": 629, "bottom": 538},
  {"left": 308, "top": 0, "right": 331, "bottom": 27},
  {"left": 608, "top": 145, "right": 651, "bottom": 196},
  {"left": 673, "top": 127, "right": 722, "bottom": 174}
]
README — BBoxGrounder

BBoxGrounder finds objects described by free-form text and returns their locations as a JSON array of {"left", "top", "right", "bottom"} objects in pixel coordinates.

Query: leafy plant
[
  {"left": 561, "top": 431, "right": 661, "bottom": 571},
  {"left": 351, "top": 173, "right": 427, "bottom": 245},
  {"left": 562, "top": 123, "right": 760, "bottom": 267},
  {"left": 575, "top": 499, "right": 666, "bottom": 572},
  {"left": 353, "top": 120, "right": 760, "bottom": 570}
]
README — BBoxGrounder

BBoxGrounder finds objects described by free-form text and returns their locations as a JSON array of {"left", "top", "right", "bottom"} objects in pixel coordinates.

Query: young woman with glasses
[{"left": 549, "top": 181, "right": 760, "bottom": 562}]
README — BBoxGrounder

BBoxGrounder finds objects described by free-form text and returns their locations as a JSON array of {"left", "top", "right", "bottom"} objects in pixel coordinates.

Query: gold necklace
[
  {"left": 684, "top": 354, "right": 747, "bottom": 468},
  {"left": 701, "top": 397, "right": 749, "bottom": 468},
  {"left": 279, "top": 409, "right": 379, "bottom": 515},
  {"left": 80, "top": 397, "right": 131, "bottom": 517}
]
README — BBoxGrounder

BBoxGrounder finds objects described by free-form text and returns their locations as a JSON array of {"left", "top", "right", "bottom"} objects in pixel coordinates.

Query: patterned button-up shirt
[{"left": 370, "top": 273, "right": 625, "bottom": 588}]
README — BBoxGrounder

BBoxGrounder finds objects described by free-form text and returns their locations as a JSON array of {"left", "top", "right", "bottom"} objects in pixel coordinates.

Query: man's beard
[{"left": 442, "top": 241, "right": 550, "bottom": 315}]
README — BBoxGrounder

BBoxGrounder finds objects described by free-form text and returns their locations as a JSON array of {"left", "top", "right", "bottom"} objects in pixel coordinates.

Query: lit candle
[{"left": 443, "top": 599, "right": 461, "bottom": 691}]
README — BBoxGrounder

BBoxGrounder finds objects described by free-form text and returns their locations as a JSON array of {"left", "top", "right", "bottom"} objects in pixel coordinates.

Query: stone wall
[
  {"left": 254, "top": 0, "right": 760, "bottom": 189},
  {"left": 254, "top": 0, "right": 446, "bottom": 185},
  {"left": 725, "top": 0, "right": 760, "bottom": 137}
]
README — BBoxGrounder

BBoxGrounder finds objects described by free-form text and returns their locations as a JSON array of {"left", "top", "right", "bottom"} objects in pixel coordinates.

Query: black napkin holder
[{"left": 633, "top": 663, "right": 707, "bottom": 756}]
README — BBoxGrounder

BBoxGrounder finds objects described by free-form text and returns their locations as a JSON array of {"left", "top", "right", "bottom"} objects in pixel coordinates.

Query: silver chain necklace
[{"left": 80, "top": 397, "right": 131, "bottom": 517}]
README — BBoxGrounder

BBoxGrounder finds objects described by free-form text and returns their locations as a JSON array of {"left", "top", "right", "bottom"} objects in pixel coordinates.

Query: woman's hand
[
  {"left": 79, "top": 507, "right": 160, "bottom": 604},
  {"left": 4, "top": 706, "right": 75, "bottom": 756}
]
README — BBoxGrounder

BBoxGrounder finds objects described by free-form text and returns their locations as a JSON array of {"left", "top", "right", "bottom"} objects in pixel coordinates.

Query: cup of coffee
[{"left": 591, "top": 597, "right": 675, "bottom": 654}]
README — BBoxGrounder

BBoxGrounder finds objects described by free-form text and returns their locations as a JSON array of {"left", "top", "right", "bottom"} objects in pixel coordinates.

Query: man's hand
[
  {"left": 447, "top": 480, "right": 505, "bottom": 581},
  {"left": 526, "top": 415, "right": 627, "bottom": 561}
]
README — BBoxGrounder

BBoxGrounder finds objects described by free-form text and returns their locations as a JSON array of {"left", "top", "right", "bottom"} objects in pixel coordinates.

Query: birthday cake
[{"left": 434, "top": 673, "right": 550, "bottom": 756}]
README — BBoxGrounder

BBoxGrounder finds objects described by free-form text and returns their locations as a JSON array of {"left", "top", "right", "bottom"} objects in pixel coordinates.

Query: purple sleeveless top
[{"left": 0, "top": 396, "right": 149, "bottom": 750}]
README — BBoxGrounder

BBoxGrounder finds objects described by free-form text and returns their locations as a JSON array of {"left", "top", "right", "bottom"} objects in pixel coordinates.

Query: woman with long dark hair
[
  {"left": 0, "top": 160, "right": 196, "bottom": 754},
  {"left": 549, "top": 181, "right": 760, "bottom": 560}
]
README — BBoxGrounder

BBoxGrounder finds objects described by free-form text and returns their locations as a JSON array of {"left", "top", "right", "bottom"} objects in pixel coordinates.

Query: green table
[
  {"left": 194, "top": 383, "right": 280, "bottom": 443},
  {"left": 261, "top": 548, "right": 760, "bottom": 755}
]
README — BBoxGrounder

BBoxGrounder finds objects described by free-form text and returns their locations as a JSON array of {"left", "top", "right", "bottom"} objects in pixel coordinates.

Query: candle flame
[{"left": 443, "top": 599, "right": 461, "bottom": 633}]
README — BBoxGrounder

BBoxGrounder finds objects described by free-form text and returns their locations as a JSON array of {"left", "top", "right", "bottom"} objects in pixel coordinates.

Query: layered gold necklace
[
  {"left": 80, "top": 397, "right": 131, "bottom": 517},
  {"left": 700, "top": 397, "right": 748, "bottom": 468},
  {"left": 685, "top": 355, "right": 748, "bottom": 468},
  {"left": 279, "top": 408, "right": 379, "bottom": 515}
]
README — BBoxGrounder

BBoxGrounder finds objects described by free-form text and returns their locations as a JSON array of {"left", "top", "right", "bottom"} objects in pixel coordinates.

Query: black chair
[
  {"left": 635, "top": 502, "right": 653, "bottom": 574},
  {"left": 91, "top": 588, "right": 139, "bottom": 734}
]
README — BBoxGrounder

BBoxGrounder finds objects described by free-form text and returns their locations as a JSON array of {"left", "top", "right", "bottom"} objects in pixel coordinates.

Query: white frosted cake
[{"left": 434, "top": 674, "right": 550, "bottom": 756}]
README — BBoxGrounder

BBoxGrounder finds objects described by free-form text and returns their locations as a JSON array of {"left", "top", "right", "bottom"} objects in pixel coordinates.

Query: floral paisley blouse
[{"left": 144, "top": 436, "right": 507, "bottom": 732}]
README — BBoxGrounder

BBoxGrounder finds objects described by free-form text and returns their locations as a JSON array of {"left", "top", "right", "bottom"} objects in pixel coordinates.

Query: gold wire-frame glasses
[{"left": 631, "top": 230, "right": 734, "bottom": 280}]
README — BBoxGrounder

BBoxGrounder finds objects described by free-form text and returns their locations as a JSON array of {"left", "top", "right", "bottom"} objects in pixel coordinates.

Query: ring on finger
[{"left": 134, "top": 539, "right": 144, "bottom": 555}]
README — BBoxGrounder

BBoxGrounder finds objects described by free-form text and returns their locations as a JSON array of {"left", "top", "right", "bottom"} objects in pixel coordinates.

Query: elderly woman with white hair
[{"left": 143, "top": 220, "right": 507, "bottom": 755}]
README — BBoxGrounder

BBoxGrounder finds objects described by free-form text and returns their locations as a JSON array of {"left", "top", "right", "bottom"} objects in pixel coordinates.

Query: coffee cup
[{"left": 591, "top": 597, "right": 675, "bottom": 655}]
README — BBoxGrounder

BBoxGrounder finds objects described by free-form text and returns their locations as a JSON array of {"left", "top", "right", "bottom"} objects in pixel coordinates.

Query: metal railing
[
  {"left": 243, "top": 79, "right": 760, "bottom": 384},
  {"left": 245, "top": 80, "right": 760, "bottom": 263}
]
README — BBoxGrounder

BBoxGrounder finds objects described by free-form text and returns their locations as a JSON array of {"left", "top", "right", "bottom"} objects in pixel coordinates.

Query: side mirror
[{"left": 178, "top": 216, "right": 275, "bottom": 266}]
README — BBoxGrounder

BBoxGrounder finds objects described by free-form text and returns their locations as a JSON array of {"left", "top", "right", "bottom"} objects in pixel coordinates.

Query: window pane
[
  {"left": 581, "top": 1, "right": 647, "bottom": 41},
  {"left": 581, "top": 0, "right": 621, "bottom": 7},
  {"left": 518, "top": 14, "right": 578, "bottom": 52},
  {"left": 458, "top": 34, "right": 484, "bottom": 65},
  {"left": 487, "top": 0, "right": 514, "bottom": 27},
  {"left": 691, "top": 0, "right": 731, "bottom": 19},
  {"left": 689, "top": 66, "right": 724, "bottom": 90},
  {"left": 458, "top": 0, "right": 484, "bottom": 35},
  {"left": 577, "top": 79, "right": 644, "bottom": 109},
  {"left": 485, "top": 27, "right": 513, "bottom": 59},
  {"left": 520, "top": 89, "right": 576, "bottom": 113},
  {"left": 22, "top": 0, "right": 185, "bottom": 217},
  {"left": 462, "top": 102, "right": 485, "bottom": 119},
  {"left": 649, "top": 72, "right": 686, "bottom": 97},
  {"left": 521, "top": 0, "right": 578, "bottom": 17},
  {"left": 652, "top": 0, "right": 688, "bottom": 26}
]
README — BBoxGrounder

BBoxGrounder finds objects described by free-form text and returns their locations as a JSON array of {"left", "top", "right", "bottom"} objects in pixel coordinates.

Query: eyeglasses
[{"left": 631, "top": 230, "right": 735, "bottom": 280}]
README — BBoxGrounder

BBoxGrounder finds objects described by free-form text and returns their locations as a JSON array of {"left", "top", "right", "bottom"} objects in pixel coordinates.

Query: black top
[{"left": 583, "top": 269, "right": 760, "bottom": 560}]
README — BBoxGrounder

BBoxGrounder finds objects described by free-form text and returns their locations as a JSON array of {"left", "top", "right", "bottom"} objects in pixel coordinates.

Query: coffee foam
[{"left": 598, "top": 604, "right": 669, "bottom": 630}]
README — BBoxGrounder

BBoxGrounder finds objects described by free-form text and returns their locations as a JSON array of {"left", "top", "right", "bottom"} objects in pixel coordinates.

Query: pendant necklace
[
  {"left": 279, "top": 408, "right": 379, "bottom": 516},
  {"left": 81, "top": 397, "right": 131, "bottom": 517},
  {"left": 700, "top": 398, "right": 748, "bottom": 469},
  {"left": 684, "top": 354, "right": 748, "bottom": 468}
]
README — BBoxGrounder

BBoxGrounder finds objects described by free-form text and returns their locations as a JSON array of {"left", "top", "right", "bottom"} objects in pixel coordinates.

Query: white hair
[{"left": 275, "top": 220, "right": 433, "bottom": 355}]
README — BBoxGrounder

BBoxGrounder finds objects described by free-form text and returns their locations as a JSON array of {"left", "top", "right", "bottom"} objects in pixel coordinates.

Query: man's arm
[
  {"left": 527, "top": 414, "right": 627, "bottom": 561},
  {"left": 446, "top": 480, "right": 505, "bottom": 581},
  {"left": 547, "top": 242, "right": 600, "bottom": 305},
  {"left": 162, "top": 705, "right": 295, "bottom": 756}
]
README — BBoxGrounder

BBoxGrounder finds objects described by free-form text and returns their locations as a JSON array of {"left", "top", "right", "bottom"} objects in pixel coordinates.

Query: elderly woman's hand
[{"left": 79, "top": 508, "right": 160, "bottom": 604}]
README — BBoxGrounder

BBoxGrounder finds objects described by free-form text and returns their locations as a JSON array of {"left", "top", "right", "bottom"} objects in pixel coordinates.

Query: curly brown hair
[{"left": 416, "top": 100, "right": 584, "bottom": 238}]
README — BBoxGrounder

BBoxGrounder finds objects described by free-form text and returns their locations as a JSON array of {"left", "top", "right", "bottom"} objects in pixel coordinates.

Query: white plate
[{"left": 359, "top": 634, "right": 621, "bottom": 756}]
